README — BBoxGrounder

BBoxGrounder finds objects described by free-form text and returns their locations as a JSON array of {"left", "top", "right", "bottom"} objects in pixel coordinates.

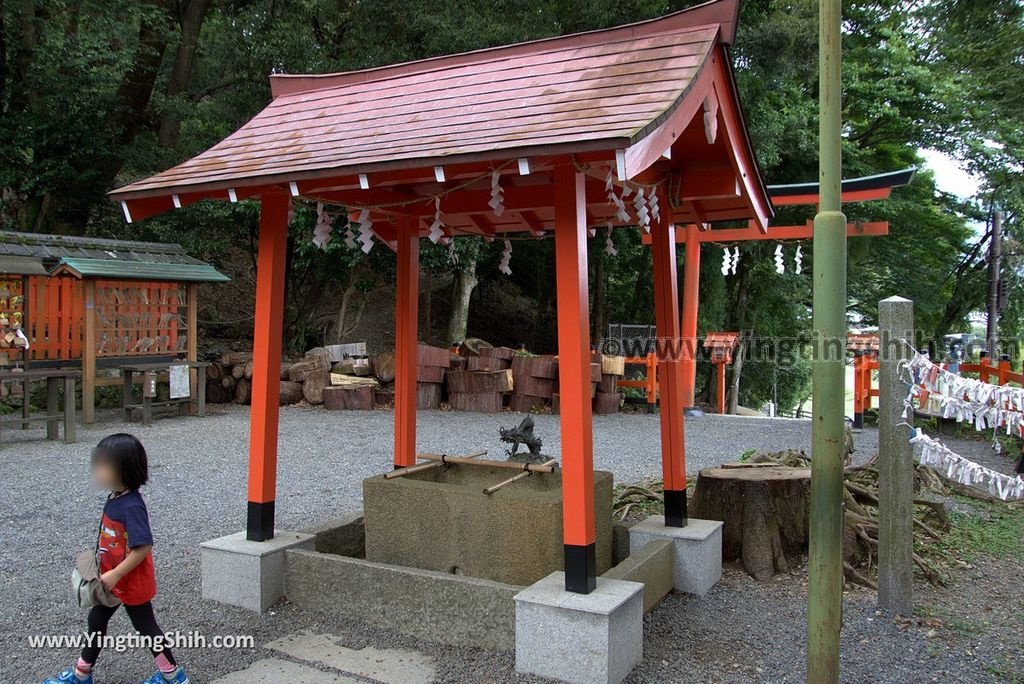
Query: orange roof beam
[{"left": 641, "top": 221, "right": 890, "bottom": 244}]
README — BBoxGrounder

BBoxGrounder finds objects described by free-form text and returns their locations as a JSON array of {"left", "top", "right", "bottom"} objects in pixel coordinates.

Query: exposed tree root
[{"left": 612, "top": 449, "right": 1018, "bottom": 586}]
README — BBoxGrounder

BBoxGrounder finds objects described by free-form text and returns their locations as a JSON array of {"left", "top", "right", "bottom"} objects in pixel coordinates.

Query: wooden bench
[
  {"left": 120, "top": 362, "right": 210, "bottom": 425},
  {"left": 0, "top": 368, "right": 79, "bottom": 443}
]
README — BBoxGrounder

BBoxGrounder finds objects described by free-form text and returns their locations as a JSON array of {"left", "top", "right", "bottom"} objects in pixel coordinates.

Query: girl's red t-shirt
[{"left": 97, "top": 490, "right": 157, "bottom": 606}]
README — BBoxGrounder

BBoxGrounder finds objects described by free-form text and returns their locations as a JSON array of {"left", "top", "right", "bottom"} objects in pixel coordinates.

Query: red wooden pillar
[
  {"left": 650, "top": 206, "right": 688, "bottom": 527},
  {"left": 394, "top": 217, "right": 420, "bottom": 468},
  {"left": 246, "top": 193, "right": 289, "bottom": 541},
  {"left": 681, "top": 223, "right": 700, "bottom": 408},
  {"left": 553, "top": 163, "right": 596, "bottom": 594},
  {"left": 716, "top": 361, "right": 726, "bottom": 414},
  {"left": 646, "top": 351, "right": 658, "bottom": 412},
  {"left": 852, "top": 351, "right": 864, "bottom": 428}
]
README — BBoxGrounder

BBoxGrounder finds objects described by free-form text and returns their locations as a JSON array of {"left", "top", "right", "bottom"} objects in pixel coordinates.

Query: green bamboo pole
[{"left": 807, "top": 0, "right": 846, "bottom": 681}]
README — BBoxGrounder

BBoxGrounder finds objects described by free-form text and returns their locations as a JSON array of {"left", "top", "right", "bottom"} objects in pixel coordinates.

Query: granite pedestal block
[
  {"left": 514, "top": 571, "right": 643, "bottom": 684},
  {"left": 628, "top": 515, "right": 722, "bottom": 596},
  {"left": 200, "top": 530, "right": 315, "bottom": 612}
]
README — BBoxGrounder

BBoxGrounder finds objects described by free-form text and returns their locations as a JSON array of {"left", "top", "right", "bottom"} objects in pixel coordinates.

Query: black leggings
[{"left": 81, "top": 601, "right": 176, "bottom": 666}]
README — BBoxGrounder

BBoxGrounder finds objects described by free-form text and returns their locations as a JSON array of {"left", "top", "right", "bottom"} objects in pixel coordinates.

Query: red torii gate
[
  {"left": 109, "top": 0, "right": 772, "bottom": 594},
  {"left": 643, "top": 167, "right": 914, "bottom": 408}
]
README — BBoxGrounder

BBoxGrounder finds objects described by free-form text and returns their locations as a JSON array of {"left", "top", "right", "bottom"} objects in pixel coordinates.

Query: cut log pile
[
  {"left": 593, "top": 354, "right": 626, "bottom": 415},
  {"left": 205, "top": 342, "right": 626, "bottom": 415},
  {"left": 417, "top": 344, "right": 449, "bottom": 409},
  {"left": 509, "top": 354, "right": 557, "bottom": 412},
  {"left": 447, "top": 345, "right": 516, "bottom": 413},
  {"left": 205, "top": 351, "right": 256, "bottom": 405},
  {"left": 206, "top": 344, "right": 379, "bottom": 409}
]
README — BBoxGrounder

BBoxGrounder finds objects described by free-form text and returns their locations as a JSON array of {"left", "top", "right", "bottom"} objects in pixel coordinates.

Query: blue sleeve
[{"left": 124, "top": 502, "right": 154, "bottom": 548}]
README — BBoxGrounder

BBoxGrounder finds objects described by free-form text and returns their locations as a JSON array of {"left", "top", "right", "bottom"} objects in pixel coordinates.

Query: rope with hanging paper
[{"left": 897, "top": 345, "right": 1024, "bottom": 501}]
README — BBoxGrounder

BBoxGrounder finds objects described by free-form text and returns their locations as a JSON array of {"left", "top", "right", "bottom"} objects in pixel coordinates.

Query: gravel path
[{"left": 0, "top": 405, "right": 1012, "bottom": 683}]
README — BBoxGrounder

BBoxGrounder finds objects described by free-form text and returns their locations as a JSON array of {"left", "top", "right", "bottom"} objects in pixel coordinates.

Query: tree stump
[
  {"left": 449, "top": 391, "right": 504, "bottom": 413},
  {"left": 692, "top": 465, "right": 811, "bottom": 580},
  {"left": 323, "top": 385, "right": 375, "bottom": 410},
  {"left": 416, "top": 382, "right": 442, "bottom": 409},
  {"left": 592, "top": 391, "right": 623, "bottom": 414}
]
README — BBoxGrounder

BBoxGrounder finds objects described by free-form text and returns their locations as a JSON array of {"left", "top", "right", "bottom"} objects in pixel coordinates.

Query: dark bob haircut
[{"left": 91, "top": 433, "right": 149, "bottom": 490}]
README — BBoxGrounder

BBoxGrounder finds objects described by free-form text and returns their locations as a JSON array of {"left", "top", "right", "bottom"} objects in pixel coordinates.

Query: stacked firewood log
[
  {"left": 416, "top": 344, "right": 450, "bottom": 409},
  {"left": 593, "top": 354, "right": 626, "bottom": 414},
  {"left": 509, "top": 354, "right": 557, "bottom": 412},
  {"left": 205, "top": 351, "right": 255, "bottom": 405},
  {"left": 206, "top": 343, "right": 378, "bottom": 408},
  {"left": 447, "top": 346, "right": 515, "bottom": 413},
  {"left": 206, "top": 342, "right": 627, "bottom": 415}
]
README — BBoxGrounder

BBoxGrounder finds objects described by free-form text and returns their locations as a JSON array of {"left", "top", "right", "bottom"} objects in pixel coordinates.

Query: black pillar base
[
  {"left": 853, "top": 412, "right": 863, "bottom": 429},
  {"left": 564, "top": 543, "right": 597, "bottom": 594},
  {"left": 664, "top": 489, "right": 688, "bottom": 527},
  {"left": 246, "top": 501, "right": 275, "bottom": 541}
]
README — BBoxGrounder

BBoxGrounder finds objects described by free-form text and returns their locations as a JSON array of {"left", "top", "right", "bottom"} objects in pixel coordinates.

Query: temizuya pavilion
[{"left": 111, "top": 0, "right": 772, "bottom": 594}]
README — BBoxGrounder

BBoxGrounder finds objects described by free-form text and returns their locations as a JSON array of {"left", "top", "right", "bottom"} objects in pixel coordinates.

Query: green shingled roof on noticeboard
[
  {"left": 51, "top": 258, "right": 229, "bottom": 283},
  {"left": 0, "top": 230, "right": 229, "bottom": 283}
]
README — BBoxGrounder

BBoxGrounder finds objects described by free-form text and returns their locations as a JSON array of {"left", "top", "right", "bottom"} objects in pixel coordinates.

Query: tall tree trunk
[
  {"left": 727, "top": 252, "right": 751, "bottom": 414},
  {"left": 158, "top": 0, "right": 210, "bottom": 148},
  {"left": 447, "top": 252, "right": 478, "bottom": 345},
  {"left": 0, "top": 13, "right": 7, "bottom": 112},
  {"left": 112, "top": 9, "right": 171, "bottom": 146},
  {"left": 10, "top": 0, "right": 37, "bottom": 115}
]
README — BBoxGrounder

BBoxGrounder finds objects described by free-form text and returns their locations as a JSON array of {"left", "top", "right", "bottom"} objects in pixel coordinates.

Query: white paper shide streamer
[
  {"left": 489, "top": 170, "right": 505, "bottom": 217},
  {"left": 901, "top": 351, "right": 1024, "bottom": 501},
  {"left": 606, "top": 171, "right": 630, "bottom": 223},
  {"left": 499, "top": 239, "right": 512, "bottom": 275},
  {"left": 633, "top": 187, "right": 651, "bottom": 233},
  {"left": 429, "top": 196, "right": 444, "bottom": 244},
  {"left": 911, "top": 429, "right": 1024, "bottom": 501},
  {"left": 794, "top": 244, "right": 803, "bottom": 274},
  {"left": 605, "top": 224, "right": 618, "bottom": 256},
  {"left": 356, "top": 208, "right": 374, "bottom": 253},
  {"left": 313, "top": 202, "right": 332, "bottom": 248},
  {"left": 774, "top": 244, "right": 785, "bottom": 274}
]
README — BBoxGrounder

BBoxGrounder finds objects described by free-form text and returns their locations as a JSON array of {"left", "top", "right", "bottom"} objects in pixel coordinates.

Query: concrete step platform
[{"left": 211, "top": 632, "right": 436, "bottom": 684}]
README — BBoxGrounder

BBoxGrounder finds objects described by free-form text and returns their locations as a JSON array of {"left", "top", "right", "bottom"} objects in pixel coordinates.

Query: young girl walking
[{"left": 45, "top": 433, "right": 189, "bottom": 684}]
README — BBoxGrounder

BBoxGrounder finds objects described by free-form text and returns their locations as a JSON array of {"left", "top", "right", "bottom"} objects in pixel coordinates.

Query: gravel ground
[{"left": 0, "top": 404, "right": 1016, "bottom": 683}]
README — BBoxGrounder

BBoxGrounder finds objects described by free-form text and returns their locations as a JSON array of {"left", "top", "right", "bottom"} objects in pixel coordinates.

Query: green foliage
[{"left": 0, "top": 0, "right": 1017, "bottom": 404}]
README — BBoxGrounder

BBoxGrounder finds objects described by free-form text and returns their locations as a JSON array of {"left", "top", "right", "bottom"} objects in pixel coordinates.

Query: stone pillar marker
[{"left": 877, "top": 295, "right": 914, "bottom": 615}]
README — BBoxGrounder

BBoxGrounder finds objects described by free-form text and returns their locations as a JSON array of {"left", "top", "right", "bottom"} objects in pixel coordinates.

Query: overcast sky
[{"left": 919, "top": 148, "right": 981, "bottom": 199}]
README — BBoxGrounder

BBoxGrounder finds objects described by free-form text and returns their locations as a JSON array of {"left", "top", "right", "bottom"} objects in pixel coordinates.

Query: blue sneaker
[
  {"left": 43, "top": 669, "right": 92, "bottom": 684},
  {"left": 141, "top": 668, "right": 189, "bottom": 684}
]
